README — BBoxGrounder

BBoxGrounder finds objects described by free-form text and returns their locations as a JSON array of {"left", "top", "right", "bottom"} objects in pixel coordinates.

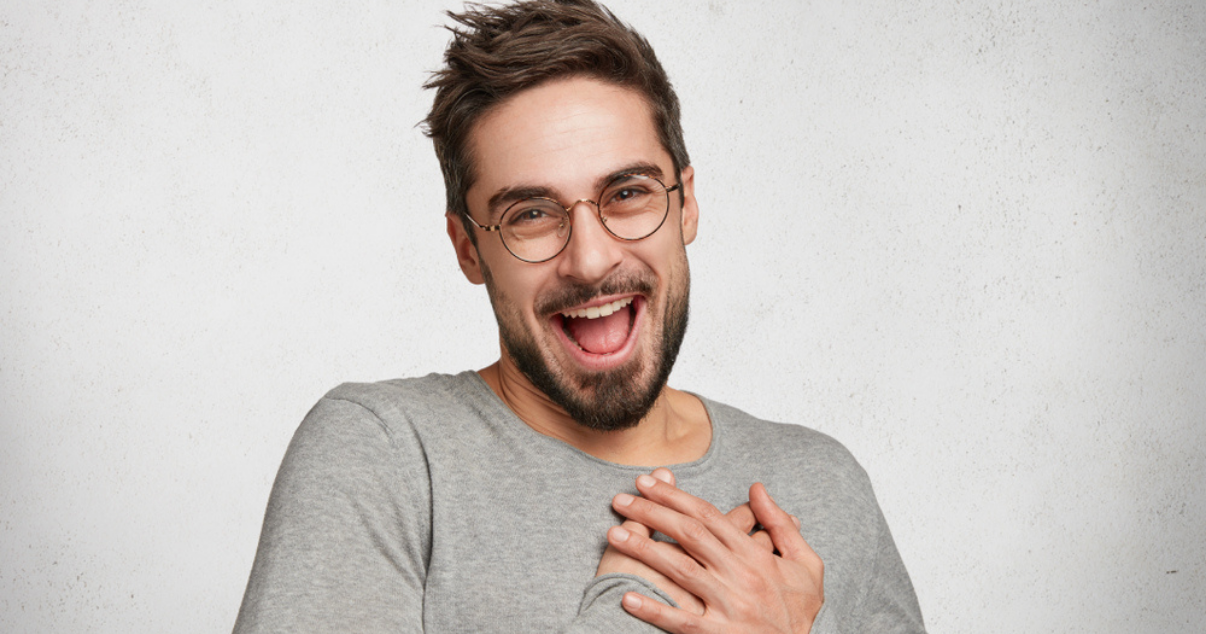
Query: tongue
[{"left": 567, "top": 306, "right": 631, "bottom": 354}]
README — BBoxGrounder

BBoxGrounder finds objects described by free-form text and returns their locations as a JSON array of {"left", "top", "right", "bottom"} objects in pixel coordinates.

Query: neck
[{"left": 477, "top": 356, "right": 711, "bottom": 466}]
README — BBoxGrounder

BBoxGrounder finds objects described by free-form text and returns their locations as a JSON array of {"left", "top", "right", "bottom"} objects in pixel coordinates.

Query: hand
[
  {"left": 596, "top": 469, "right": 774, "bottom": 615},
  {"left": 608, "top": 474, "right": 824, "bottom": 633}
]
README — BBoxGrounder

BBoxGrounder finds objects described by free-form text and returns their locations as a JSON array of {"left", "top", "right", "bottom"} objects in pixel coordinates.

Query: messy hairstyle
[{"left": 422, "top": 0, "right": 689, "bottom": 231}]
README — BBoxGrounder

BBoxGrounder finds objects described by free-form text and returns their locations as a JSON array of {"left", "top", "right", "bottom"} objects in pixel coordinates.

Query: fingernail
[
  {"left": 614, "top": 493, "right": 634, "bottom": 507},
  {"left": 652, "top": 468, "right": 673, "bottom": 484},
  {"left": 791, "top": 515, "right": 801, "bottom": 528},
  {"left": 636, "top": 474, "right": 656, "bottom": 488},
  {"left": 622, "top": 593, "right": 643, "bottom": 610},
  {"left": 611, "top": 526, "right": 630, "bottom": 543}
]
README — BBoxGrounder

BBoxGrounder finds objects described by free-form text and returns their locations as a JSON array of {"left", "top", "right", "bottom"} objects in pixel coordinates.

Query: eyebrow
[{"left": 484, "top": 161, "right": 668, "bottom": 219}]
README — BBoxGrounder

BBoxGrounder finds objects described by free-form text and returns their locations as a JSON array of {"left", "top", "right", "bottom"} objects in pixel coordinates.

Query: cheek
[
  {"left": 636, "top": 240, "right": 687, "bottom": 282},
  {"left": 483, "top": 265, "right": 548, "bottom": 317}
]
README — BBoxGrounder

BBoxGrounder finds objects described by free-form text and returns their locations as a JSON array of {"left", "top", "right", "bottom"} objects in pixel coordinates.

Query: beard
[{"left": 483, "top": 264, "right": 690, "bottom": 432}]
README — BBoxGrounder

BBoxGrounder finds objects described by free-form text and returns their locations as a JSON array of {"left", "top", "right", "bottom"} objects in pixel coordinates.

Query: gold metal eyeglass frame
[{"left": 465, "top": 174, "right": 682, "bottom": 263}]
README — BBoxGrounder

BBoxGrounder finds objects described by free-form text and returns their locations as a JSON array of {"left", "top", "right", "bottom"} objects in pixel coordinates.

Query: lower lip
[{"left": 550, "top": 297, "right": 644, "bottom": 371}]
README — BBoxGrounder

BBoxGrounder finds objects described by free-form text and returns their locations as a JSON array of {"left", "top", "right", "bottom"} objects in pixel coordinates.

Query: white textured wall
[{"left": 2, "top": 1, "right": 1202, "bottom": 632}]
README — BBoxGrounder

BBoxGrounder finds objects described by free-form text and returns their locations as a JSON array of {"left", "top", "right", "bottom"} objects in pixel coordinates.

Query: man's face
[{"left": 454, "top": 76, "right": 699, "bottom": 431}]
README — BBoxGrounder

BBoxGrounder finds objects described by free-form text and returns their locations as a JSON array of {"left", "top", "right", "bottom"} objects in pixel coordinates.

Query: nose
[{"left": 555, "top": 200, "right": 624, "bottom": 284}]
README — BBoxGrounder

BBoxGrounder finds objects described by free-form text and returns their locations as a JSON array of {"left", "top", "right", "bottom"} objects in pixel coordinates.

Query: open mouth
[{"left": 554, "top": 296, "right": 639, "bottom": 357}]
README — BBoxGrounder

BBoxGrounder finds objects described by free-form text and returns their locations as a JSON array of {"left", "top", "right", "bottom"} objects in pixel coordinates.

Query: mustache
[{"left": 535, "top": 272, "right": 655, "bottom": 315}]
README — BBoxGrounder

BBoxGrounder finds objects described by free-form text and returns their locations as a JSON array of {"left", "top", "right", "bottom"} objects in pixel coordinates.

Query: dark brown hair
[{"left": 422, "top": 0, "right": 689, "bottom": 230}]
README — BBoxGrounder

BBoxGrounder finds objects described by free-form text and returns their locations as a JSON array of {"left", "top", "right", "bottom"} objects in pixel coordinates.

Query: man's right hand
[{"left": 595, "top": 468, "right": 775, "bottom": 615}]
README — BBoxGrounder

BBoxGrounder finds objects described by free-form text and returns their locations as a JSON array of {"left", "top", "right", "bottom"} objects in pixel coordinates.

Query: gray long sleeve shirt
[{"left": 235, "top": 372, "right": 924, "bottom": 632}]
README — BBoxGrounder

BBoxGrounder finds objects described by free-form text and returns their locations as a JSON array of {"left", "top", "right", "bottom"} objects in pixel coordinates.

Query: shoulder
[
  {"left": 701, "top": 397, "right": 875, "bottom": 501},
  {"left": 322, "top": 371, "right": 479, "bottom": 420},
  {"left": 705, "top": 398, "right": 862, "bottom": 469},
  {"left": 282, "top": 372, "right": 483, "bottom": 474},
  {"left": 268, "top": 374, "right": 490, "bottom": 520},
  {"left": 309, "top": 371, "right": 484, "bottom": 439}
]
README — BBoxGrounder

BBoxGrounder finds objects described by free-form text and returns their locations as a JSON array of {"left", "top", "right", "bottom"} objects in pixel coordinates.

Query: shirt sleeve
[
  {"left": 233, "top": 396, "right": 432, "bottom": 633},
  {"left": 851, "top": 508, "right": 926, "bottom": 634},
  {"left": 563, "top": 573, "right": 680, "bottom": 633},
  {"left": 781, "top": 423, "right": 926, "bottom": 634}
]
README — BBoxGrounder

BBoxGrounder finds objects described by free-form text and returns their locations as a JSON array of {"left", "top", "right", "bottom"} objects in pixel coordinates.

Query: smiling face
[{"left": 450, "top": 76, "right": 699, "bottom": 431}]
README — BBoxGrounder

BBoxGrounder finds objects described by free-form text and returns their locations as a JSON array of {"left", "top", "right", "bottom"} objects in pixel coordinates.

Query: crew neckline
[{"left": 458, "top": 370, "right": 721, "bottom": 474}]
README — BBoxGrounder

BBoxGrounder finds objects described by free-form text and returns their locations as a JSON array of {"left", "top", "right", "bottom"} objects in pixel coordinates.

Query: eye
[
  {"left": 512, "top": 207, "right": 550, "bottom": 223},
  {"left": 613, "top": 187, "right": 644, "bottom": 201},
  {"left": 505, "top": 201, "right": 555, "bottom": 223},
  {"left": 603, "top": 177, "right": 657, "bottom": 208},
  {"left": 503, "top": 200, "right": 566, "bottom": 236}
]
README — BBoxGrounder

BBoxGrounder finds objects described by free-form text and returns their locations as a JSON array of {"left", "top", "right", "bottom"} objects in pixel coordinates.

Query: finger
[
  {"left": 615, "top": 468, "right": 672, "bottom": 540},
  {"left": 622, "top": 592, "right": 710, "bottom": 634},
  {"left": 607, "top": 523, "right": 721, "bottom": 600},
  {"left": 650, "top": 467, "right": 676, "bottom": 487},
  {"left": 724, "top": 502, "right": 757, "bottom": 534},
  {"left": 633, "top": 474, "right": 749, "bottom": 551},
  {"left": 613, "top": 490, "right": 732, "bottom": 569},
  {"left": 749, "top": 529, "right": 774, "bottom": 552},
  {"left": 619, "top": 518, "right": 653, "bottom": 539},
  {"left": 749, "top": 482, "right": 817, "bottom": 563}
]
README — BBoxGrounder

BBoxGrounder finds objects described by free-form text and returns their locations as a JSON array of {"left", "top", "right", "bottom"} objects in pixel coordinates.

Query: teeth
[{"left": 561, "top": 297, "right": 634, "bottom": 320}]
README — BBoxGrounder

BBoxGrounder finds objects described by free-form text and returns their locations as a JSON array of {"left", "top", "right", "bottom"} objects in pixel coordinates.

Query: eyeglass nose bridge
[
  {"left": 557, "top": 198, "right": 609, "bottom": 234},
  {"left": 566, "top": 198, "right": 602, "bottom": 213}
]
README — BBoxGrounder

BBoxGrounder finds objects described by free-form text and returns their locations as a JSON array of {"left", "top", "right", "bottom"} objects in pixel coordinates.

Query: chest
[{"left": 420, "top": 457, "right": 624, "bottom": 630}]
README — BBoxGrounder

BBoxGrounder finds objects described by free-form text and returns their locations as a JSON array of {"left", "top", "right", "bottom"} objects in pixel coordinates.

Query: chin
[
  {"left": 508, "top": 297, "right": 688, "bottom": 432},
  {"left": 484, "top": 258, "right": 691, "bottom": 432}
]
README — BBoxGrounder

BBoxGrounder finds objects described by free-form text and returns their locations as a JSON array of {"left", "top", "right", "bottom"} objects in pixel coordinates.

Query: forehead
[{"left": 465, "top": 77, "right": 670, "bottom": 210}]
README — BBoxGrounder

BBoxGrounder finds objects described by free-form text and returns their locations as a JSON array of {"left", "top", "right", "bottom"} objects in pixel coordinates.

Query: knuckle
[
  {"left": 620, "top": 519, "right": 649, "bottom": 538},
  {"left": 725, "top": 593, "right": 759, "bottom": 621},
  {"left": 680, "top": 518, "right": 712, "bottom": 543},
  {"left": 679, "top": 618, "right": 705, "bottom": 634},
  {"left": 695, "top": 501, "right": 723, "bottom": 523},
  {"left": 626, "top": 534, "right": 650, "bottom": 556},
  {"left": 694, "top": 501, "right": 718, "bottom": 523},
  {"left": 670, "top": 554, "right": 701, "bottom": 582}
]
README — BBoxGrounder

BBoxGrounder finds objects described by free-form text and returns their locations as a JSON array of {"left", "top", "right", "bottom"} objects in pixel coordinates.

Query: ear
[
  {"left": 446, "top": 212, "right": 486, "bottom": 285},
  {"left": 678, "top": 165, "right": 699, "bottom": 245}
]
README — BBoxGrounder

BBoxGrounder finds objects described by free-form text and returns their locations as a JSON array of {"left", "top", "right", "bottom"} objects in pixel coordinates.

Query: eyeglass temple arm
[{"left": 464, "top": 214, "right": 502, "bottom": 232}]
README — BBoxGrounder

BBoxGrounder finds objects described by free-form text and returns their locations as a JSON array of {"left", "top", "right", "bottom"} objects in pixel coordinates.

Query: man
[{"left": 235, "top": 1, "right": 924, "bottom": 632}]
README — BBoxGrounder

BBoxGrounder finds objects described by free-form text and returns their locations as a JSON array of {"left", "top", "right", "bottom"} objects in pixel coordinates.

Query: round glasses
[{"left": 466, "top": 173, "right": 681, "bottom": 263}]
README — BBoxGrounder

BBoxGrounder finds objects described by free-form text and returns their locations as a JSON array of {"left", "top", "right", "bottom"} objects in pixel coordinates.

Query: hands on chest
[{"left": 595, "top": 468, "right": 825, "bottom": 634}]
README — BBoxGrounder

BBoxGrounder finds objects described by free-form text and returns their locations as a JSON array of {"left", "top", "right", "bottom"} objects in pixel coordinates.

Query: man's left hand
[{"left": 607, "top": 473, "right": 825, "bottom": 633}]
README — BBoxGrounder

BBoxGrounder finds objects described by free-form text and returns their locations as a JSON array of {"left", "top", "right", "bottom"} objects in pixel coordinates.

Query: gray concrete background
[{"left": 2, "top": 1, "right": 1203, "bottom": 631}]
